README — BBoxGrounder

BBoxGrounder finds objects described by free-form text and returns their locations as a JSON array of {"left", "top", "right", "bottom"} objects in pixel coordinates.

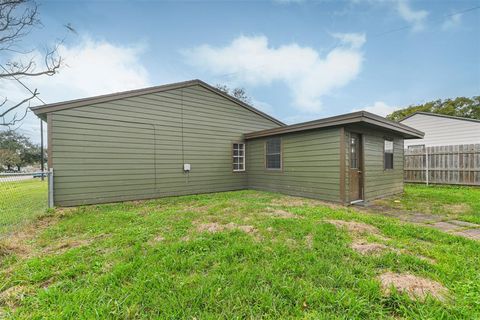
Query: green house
[{"left": 32, "top": 80, "right": 423, "bottom": 206}]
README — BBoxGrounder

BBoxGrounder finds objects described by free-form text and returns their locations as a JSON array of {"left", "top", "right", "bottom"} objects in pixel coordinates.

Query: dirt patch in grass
[
  {"left": 0, "top": 242, "right": 29, "bottom": 259},
  {"left": 378, "top": 272, "right": 447, "bottom": 301},
  {"left": 442, "top": 203, "right": 470, "bottom": 214},
  {"left": 43, "top": 238, "right": 93, "bottom": 255},
  {"left": 0, "top": 285, "right": 30, "bottom": 310},
  {"left": 326, "top": 220, "right": 382, "bottom": 236},
  {"left": 180, "top": 204, "right": 212, "bottom": 214},
  {"left": 305, "top": 234, "right": 314, "bottom": 249},
  {"left": 351, "top": 241, "right": 387, "bottom": 255},
  {"left": 196, "top": 222, "right": 257, "bottom": 234},
  {"left": 264, "top": 207, "right": 299, "bottom": 219},
  {"left": 149, "top": 235, "right": 165, "bottom": 243},
  {"left": 0, "top": 214, "right": 59, "bottom": 258},
  {"left": 270, "top": 196, "right": 336, "bottom": 208}
]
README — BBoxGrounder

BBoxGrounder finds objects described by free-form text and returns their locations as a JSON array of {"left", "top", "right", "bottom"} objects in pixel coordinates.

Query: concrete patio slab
[
  {"left": 431, "top": 222, "right": 464, "bottom": 232},
  {"left": 452, "top": 229, "right": 480, "bottom": 241},
  {"left": 448, "top": 220, "right": 480, "bottom": 228}
]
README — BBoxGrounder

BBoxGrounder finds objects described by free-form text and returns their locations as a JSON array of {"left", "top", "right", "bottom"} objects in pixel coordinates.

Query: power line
[
  {"left": 372, "top": 5, "right": 480, "bottom": 38},
  {"left": 215, "top": 4, "right": 480, "bottom": 80},
  {"left": 0, "top": 64, "right": 48, "bottom": 106},
  {"left": 0, "top": 64, "right": 48, "bottom": 175}
]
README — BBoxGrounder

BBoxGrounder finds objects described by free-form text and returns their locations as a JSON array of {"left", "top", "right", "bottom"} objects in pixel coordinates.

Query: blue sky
[{"left": 2, "top": 0, "right": 479, "bottom": 140}]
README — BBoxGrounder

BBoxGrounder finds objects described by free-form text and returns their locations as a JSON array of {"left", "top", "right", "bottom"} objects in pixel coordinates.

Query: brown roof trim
[
  {"left": 244, "top": 111, "right": 424, "bottom": 139},
  {"left": 30, "top": 79, "right": 285, "bottom": 126},
  {"left": 400, "top": 111, "right": 480, "bottom": 124}
]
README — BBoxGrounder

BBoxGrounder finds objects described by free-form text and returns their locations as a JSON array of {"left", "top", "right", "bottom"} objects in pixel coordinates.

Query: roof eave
[{"left": 245, "top": 111, "right": 424, "bottom": 140}]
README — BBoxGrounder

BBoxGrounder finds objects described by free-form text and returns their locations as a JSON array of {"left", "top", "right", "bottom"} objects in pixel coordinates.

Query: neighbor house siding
[
  {"left": 49, "top": 84, "right": 280, "bottom": 206},
  {"left": 401, "top": 113, "right": 480, "bottom": 147},
  {"left": 246, "top": 128, "right": 341, "bottom": 202}
]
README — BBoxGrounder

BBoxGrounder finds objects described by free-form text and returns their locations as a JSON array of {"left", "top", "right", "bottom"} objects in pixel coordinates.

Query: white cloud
[
  {"left": 442, "top": 14, "right": 461, "bottom": 31},
  {"left": 395, "top": 0, "right": 428, "bottom": 31},
  {"left": 0, "top": 37, "right": 150, "bottom": 142},
  {"left": 353, "top": 101, "right": 397, "bottom": 117},
  {"left": 183, "top": 34, "right": 365, "bottom": 112},
  {"left": 331, "top": 32, "right": 366, "bottom": 49}
]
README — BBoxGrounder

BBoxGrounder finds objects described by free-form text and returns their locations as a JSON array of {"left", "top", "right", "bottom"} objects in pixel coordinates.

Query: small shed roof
[
  {"left": 30, "top": 79, "right": 285, "bottom": 126},
  {"left": 245, "top": 111, "right": 424, "bottom": 139}
]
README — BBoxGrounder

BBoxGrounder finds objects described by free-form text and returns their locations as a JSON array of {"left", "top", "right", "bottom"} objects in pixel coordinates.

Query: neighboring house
[
  {"left": 32, "top": 79, "right": 423, "bottom": 206},
  {"left": 400, "top": 112, "right": 480, "bottom": 149}
]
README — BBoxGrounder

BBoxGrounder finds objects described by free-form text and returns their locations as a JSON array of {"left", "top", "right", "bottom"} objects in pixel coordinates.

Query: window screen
[
  {"left": 233, "top": 143, "right": 245, "bottom": 171},
  {"left": 265, "top": 138, "right": 281, "bottom": 169},
  {"left": 384, "top": 139, "right": 394, "bottom": 170}
]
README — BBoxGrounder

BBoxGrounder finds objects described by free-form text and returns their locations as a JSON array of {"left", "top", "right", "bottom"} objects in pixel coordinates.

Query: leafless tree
[
  {"left": 215, "top": 84, "right": 252, "bottom": 105},
  {"left": 0, "top": 0, "right": 63, "bottom": 127}
]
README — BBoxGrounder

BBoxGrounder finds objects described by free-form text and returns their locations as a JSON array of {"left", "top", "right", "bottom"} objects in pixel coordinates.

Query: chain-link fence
[{"left": 0, "top": 171, "right": 53, "bottom": 238}]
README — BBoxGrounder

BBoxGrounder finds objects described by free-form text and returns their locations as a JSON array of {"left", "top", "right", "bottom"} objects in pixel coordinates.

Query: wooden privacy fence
[{"left": 404, "top": 144, "right": 480, "bottom": 186}]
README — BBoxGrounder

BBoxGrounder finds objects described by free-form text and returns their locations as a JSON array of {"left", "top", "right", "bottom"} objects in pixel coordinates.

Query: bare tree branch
[
  {"left": 0, "top": 90, "right": 36, "bottom": 118},
  {"left": 0, "top": 0, "right": 64, "bottom": 127}
]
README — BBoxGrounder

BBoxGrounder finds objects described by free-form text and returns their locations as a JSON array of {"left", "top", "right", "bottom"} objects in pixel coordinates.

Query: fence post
[
  {"left": 48, "top": 168, "right": 54, "bottom": 208},
  {"left": 425, "top": 147, "right": 429, "bottom": 186}
]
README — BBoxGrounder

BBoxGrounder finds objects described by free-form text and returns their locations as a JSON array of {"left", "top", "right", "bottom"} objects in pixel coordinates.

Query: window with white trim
[
  {"left": 384, "top": 139, "right": 394, "bottom": 170},
  {"left": 233, "top": 143, "right": 245, "bottom": 172},
  {"left": 265, "top": 137, "right": 282, "bottom": 169}
]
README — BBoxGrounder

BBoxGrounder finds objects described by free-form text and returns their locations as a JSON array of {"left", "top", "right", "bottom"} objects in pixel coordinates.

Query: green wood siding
[
  {"left": 362, "top": 135, "right": 404, "bottom": 200},
  {"left": 246, "top": 128, "right": 341, "bottom": 202},
  {"left": 343, "top": 125, "right": 404, "bottom": 202},
  {"left": 50, "top": 85, "right": 279, "bottom": 206}
]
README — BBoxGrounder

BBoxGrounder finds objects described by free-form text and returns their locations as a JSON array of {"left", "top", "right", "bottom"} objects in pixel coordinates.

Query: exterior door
[{"left": 349, "top": 133, "right": 363, "bottom": 201}]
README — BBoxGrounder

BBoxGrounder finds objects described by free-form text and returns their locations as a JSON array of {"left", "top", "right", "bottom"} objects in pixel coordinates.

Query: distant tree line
[
  {"left": 0, "top": 131, "right": 45, "bottom": 171},
  {"left": 387, "top": 96, "right": 480, "bottom": 122}
]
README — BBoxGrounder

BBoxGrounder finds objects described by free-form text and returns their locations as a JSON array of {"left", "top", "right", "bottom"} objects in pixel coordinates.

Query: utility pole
[{"left": 40, "top": 119, "right": 45, "bottom": 181}]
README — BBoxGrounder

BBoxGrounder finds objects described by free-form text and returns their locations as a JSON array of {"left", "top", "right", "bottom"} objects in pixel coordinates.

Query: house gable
[{"left": 400, "top": 113, "right": 480, "bottom": 147}]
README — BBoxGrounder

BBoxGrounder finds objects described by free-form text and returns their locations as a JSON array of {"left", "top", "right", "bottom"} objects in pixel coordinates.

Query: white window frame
[
  {"left": 384, "top": 138, "right": 394, "bottom": 170},
  {"left": 233, "top": 143, "right": 245, "bottom": 172}
]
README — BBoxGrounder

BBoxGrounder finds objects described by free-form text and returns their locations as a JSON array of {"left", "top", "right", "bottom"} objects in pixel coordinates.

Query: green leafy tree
[
  {"left": 387, "top": 96, "right": 480, "bottom": 122},
  {"left": 0, "top": 149, "right": 21, "bottom": 171},
  {"left": 0, "top": 130, "right": 44, "bottom": 170}
]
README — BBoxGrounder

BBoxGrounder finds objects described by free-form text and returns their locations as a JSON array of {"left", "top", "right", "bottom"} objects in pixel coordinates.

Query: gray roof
[
  {"left": 245, "top": 111, "right": 424, "bottom": 139},
  {"left": 30, "top": 79, "right": 285, "bottom": 126},
  {"left": 400, "top": 111, "right": 480, "bottom": 124}
]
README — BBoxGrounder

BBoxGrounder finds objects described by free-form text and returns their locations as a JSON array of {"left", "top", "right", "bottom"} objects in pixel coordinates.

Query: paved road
[{"left": 0, "top": 175, "right": 34, "bottom": 182}]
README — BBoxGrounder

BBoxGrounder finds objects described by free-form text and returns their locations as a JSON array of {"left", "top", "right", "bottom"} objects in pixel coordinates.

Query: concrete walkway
[{"left": 358, "top": 206, "right": 480, "bottom": 241}]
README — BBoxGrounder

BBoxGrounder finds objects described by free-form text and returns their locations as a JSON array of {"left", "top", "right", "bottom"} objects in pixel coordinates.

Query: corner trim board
[{"left": 339, "top": 127, "right": 346, "bottom": 203}]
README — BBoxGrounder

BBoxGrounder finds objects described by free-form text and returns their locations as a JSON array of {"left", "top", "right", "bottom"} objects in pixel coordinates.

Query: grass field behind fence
[
  {"left": 0, "top": 179, "right": 48, "bottom": 236},
  {"left": 375, "top": 184, "right": 480, "bottom": 224},
  {"left": 0, "top": 186, "right": 479, "bottom": 318}
]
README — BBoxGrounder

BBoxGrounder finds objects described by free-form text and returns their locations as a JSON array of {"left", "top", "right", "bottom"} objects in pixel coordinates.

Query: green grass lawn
[
  {"left": 373, "top": 184, "right": 480, "bottom": 224},
  {"left": 0, "top": 179, "right": 48, "bottom": 236},
  {"left": 1, "top": 189, "right": 480, "bottom": 319}
]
